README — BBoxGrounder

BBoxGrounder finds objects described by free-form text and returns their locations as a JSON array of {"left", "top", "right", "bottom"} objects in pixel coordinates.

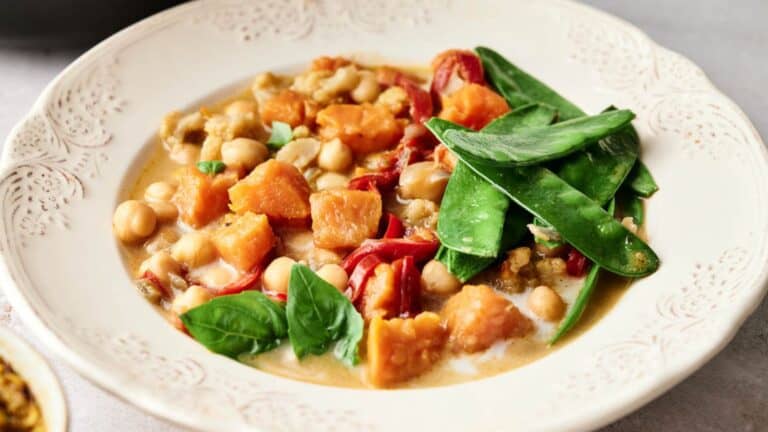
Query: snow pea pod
[
  {"left": 442, "top": 109, "right": 635, "bottom": 167},
  {"left": 626, "top": 161, "right": 659, "bottom": 198},
  {"left": 426, "top": 118, "right": 660, "bottom": 277},
  {"left": 476, "top": 46, "right": 585, "bottom": 120}
]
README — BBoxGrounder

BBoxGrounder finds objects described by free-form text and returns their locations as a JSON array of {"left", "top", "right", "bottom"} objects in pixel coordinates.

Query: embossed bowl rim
[{"left": 1, "top": 0, "right": 767, "bottom": 431}]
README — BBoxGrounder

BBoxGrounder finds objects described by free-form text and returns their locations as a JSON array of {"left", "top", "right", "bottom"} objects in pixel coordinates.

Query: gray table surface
[{"left": 0, "top": 1, "right": 766, "bottom": 430}]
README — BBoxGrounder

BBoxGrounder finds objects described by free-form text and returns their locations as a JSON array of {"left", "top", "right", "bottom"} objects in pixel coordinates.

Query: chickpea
[
  {"left": 171, "top": 232, "right": 218, "bottom": 268},
  {"left": 138, "top": 251, "right": 181, "bottom": 287},
  {"left": 276, "top": 138, "right": 321, "bottom": 169},
  {"left": 146, "top": 201, "right": 178, "bottom": 223},
  {"left": 224, "top": 100, "right": 258, "bottom": 117},
  {"left": 292, "top": 125, "right": 311, "bottom": 139},
  {"left": 398, "top": 161, "right": 450, "bottom": 202},
  {"left": 113, "top": 200, "right": 157, "bottom": 244},
  {"left": 317, "top": 138, "right": 353, "bottom": 172},
  {"left": 420, "top": 260, "right": 461, "bottom": 295},
  {"left": 198, "top": 264, "right": 237, "bottom": 288},
  {"left": 376, "top": 86, "right": 409, "bottom": 115},
  {"left": 350, "top": 70, "right": 380, "bottom": 103},
  {"left": 169, "top": 142, "right": 200, "bottom": 165},
  {"left": 262, "top": 256, "right": 297, "bottom": 294},
  {"left": 144, "top": 181, "right": 177, "bottom": 203},
  {"left": 221, "top": 138, "right": 268, "bottom": 170},
  {"left": 171, "top": 285, "right": 213, "bottom": 315},
  {"left": 527, "top": 285, "right": 566, "bottom": 322},
  {"left": 315, "top": 172, "right": 348, "bottom": 191},
  {"left": 316, "top": 264, "right": 348, "bottom": 291}
]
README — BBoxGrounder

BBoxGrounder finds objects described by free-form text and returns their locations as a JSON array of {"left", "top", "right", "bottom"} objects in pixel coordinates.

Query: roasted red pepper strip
[
  {"left": 381, "top": 213, "right": 405, "bottom": 239},
  {"left": 141, "top": 270, "right": 171, "bottom": 299},
  {"left": 208, "top": 270, "right": 261, "bottom": 297},
  {"left": 397, "top": 76, "right": 434, "bottom": 124},
  {"left": 347, "top": 170, "right": 400, "bottom": 192},
  {"left": 392, "top": 256, "right": 422, "bottom": 318},
  {"left": 430, "top": 50, "right": 485, "bottom": 102},
  {"left": 342, "top": 238, "right": 439, "bottom": 274},
  {"left": 566, "top": 248, "right": 590, "bottom": 277},
  {"left": 346, "top": 254, "right": 383, "bottom": 304}
]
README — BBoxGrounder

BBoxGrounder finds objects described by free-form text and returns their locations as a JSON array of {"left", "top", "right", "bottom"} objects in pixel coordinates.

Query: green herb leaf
[
  {"left": 286, "top": 264, "right": 363, "bottom": 366},
  {"left": 626, "top": 161, "right": 659, "bottom": 198},
  {"left": 267, "top": 121, "right": 293, "bottom": 149},
  {"left": 196, "top": 160, "right": 226, "bottom": 175},
  {"left": 180, "top": 291, "right": 288, "bottom": 358},
  {"left": 427, "top": 117, "right": 660, "bottom": 278},
  {"left": 441, "top": 109, "right": 635, "bottom": 167}
]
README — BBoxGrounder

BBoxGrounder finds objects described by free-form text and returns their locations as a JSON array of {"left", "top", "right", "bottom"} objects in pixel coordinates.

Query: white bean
[{"left": 276, "top": 138, "right": 321, "bottom": 169}]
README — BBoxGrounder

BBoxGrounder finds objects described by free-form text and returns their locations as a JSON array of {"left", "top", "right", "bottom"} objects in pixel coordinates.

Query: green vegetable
[
  {"left": 549, "top": 199, "right": 615, "bottom": 345},
  {"left": 619, "top": 191, "right": 645, "bottom": 226},
  {"left": 196, "top": 160, "right": 226, "bottom": 175},
  {"left": 436, "top": 206, "right": 529, "bottom": 282},
  {"left": 476, "top": 46, "right": 585, "bottom": 120},
  {"left": 441, "top": 110, "right": 635, "bottom": 167},
  {"left": 267, "top": 121, "right": 293, "bottom": 148},
  {"left": 626, "top": 161, "right": 659, "bottom": 198},
  {"left": 286, "top": 264, "right": 364, "bottom": 366},
  {"left": 437, "top": 162, "right": 509, "bottom": 257},
  {"left": 426, "top": 118, "right": 660, "bottom": 277},
  {"left": 556, "top": 108, "right": 640, "bottom": 206},
  {"left": 180, "top": 291, "right": 288, "bottom": 358},
  {"left": 482, "top": 103, "right": 557, "bottom": 133}
]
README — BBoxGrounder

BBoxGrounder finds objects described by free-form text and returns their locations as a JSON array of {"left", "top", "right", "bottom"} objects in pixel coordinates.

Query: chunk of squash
[
  {"left": 316, "top": 103, "right": 403, "bottom": 154},
  {"left": 438, "top": 83, "right": 510, "bottom": 130},
  {"left": 310, "top": 189, "right": 382, "bottom": 249},
  {"left": 367, "top": 312, "right": 447, "bottom": 387},
  {"left": 441, "top": 284, "right": 532, "bottom": 353},
  {"left": 212, "top": 212, "right": 276, "bottom": 271},
  {"left": 174, "top": 167, "right": 237, "bottom": 228},
  {"left": 259, "top": 89, "right": 318, "bottom": 128},
  {"left": 360, "top": 263, "right": 398, "bottom": 322},
  {"left": 229, "top": 160, "right": 312, "bottom": 227}
]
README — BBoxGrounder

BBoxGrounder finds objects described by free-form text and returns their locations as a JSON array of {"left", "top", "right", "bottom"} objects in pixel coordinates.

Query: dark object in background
[{"left": 0, "top": 0, "right": 186, "bottom": 48}]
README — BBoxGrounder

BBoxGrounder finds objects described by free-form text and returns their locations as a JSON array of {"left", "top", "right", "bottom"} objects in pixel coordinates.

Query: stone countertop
[{"left": 0, "top": 1, "right": 766, "bottom": 430}]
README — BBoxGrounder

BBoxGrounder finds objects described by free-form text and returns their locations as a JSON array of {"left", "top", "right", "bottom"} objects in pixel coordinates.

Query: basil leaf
[
  {"left": 626, "top": 161, "right": 659, "bottom": 198},
  {"left": 196, "top": 160, "right": 226, "bottom": 175},
  {"left": 286, "top": 264, "right": 363, "bottom": 366},
  {"left": 181, "top": 291, "right": 288, "bottom": 358},
  {"left": 442, "top": 110, "right": 635, "bottom": 167},
  {"left": 267, "top": 121, "right": 293, "bottom": 149}
]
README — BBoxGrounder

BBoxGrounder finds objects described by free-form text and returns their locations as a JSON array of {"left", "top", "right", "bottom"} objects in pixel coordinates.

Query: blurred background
[{"left": 0, "top": 1, "right": 765, "bottom": 431}]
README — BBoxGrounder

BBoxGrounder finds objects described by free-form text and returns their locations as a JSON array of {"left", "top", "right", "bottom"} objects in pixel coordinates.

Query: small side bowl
[{"left": 0, "top": 327, "right": 67, "bottom": 431}]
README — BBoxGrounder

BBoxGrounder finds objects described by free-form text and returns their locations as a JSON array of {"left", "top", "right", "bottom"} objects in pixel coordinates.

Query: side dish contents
[
  {"left": 0, "top": 358, "right": 45, "bottom": 432},
  {"left": 115, "top": 47, "right": 659, "bottom": 388}
]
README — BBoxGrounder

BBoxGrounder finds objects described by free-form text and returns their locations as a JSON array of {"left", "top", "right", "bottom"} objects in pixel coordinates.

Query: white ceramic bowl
[
  {"left": 1, "top": 1, "right": 767, "bottom": 431},
  {"left": 0, "top": 327, "right": 67, "bottom": 431}
]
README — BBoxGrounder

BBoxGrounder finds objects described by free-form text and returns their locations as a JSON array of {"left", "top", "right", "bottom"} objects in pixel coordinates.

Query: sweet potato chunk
[
  {"left": 441, "top": 284, "right": 532, "bottom": 353},
  {"left": 317, "top": 103, "right": 403, "bottom": 154},
  {"left": 361, "top": 263, "right": 398, "bottom": 322},
  {"left": 174, "top": 167, "right": 237, "bottom": 228},
  {"left": 367, "top": 312, "right": 447, "bottom": 387},
  {"left": 310, "top": 190, "right": 381, "bottom": 249},
  {"left": 259, "top": 89, "right": 318, "bottom": 128},
  {"left": 438, "top": 83, "right": 510, "bottom": 130},
  {"left": 311, "top": 56, "right": 352, "bottom": 72},
  {"left": 229, "top": 160, "right": 311, "bottom": 227},
  {"left": 212, "top": 212, "right": 276, "bottom": 271}
]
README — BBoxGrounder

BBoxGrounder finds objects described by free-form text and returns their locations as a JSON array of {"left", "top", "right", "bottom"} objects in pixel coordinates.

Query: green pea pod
[
  {"left": 549, "top": 199, "right": 615, "bottom": 345},
  {"left": 442, "top": 110, "right": 635, "bottom": 167},
  {"left": 626, "top": 161, "right": 659, "bottom": 198},
  {"left": 618, "top": 189, "right": 645, "bottom": 226},
  {"left": 437, "top": 104, "right": 555, "bottom": 266},
  {"left": 436, "top": 206, "right": 529, "bottom": 282},
  {"left": 476, "top": 46, "right": 585, "bottom": 120},
  {"left": 426, "top": 118, "right": 660, "bottom": 278}
]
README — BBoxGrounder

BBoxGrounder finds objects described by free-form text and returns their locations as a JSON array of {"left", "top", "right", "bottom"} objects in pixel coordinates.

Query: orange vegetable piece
[
  {"left": 174, "top": 167, "right": 237, "bottom": 228},
  {"left": 316, "top": 103, "right": 404, "bottom": 155},
  {"left": 360, "top": 263, "right": 399, "bottom": 322},
  {"left": 229, "top": 160, "right": 311, "bottom": 227},
  {"left": 311, "top": 56, "right": 352, "bottom": 71},
  {"left": 438, "top": 83, "right": 510, "bottom": 130},
  {"left": 310, "top": 189, "right": 382, "bottom": 249},
  {"left": 367, "top": 312, "right": 447, "bottom": 387},
  {"left": 259, "top": 89, "right": 318, "bottom": 128},
  {"left": 212, "top": 212, "right": 276, "bottom": 271},
  {"left": 441, "top": 284, "right": 532, "bottom": 353}
]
